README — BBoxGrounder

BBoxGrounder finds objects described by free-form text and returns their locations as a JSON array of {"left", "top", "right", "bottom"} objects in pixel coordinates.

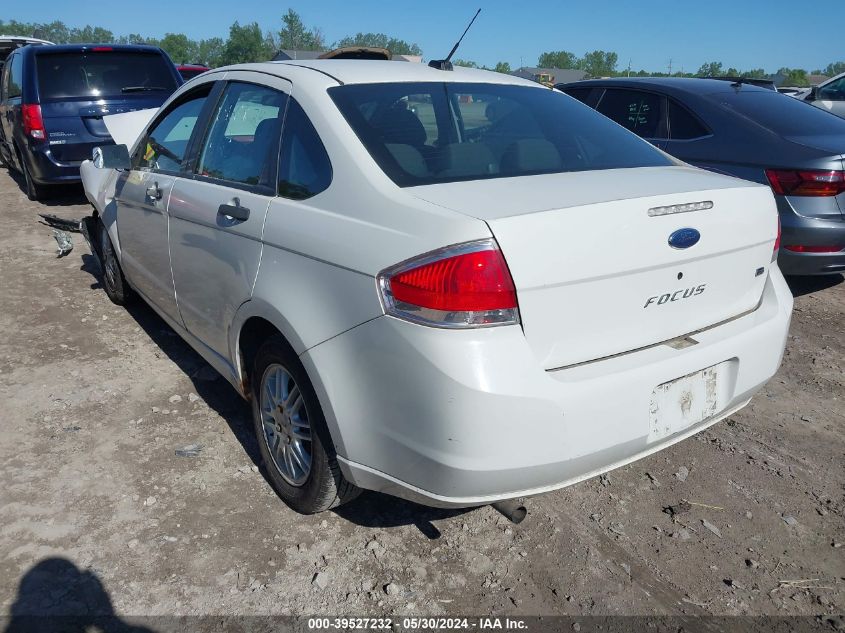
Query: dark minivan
[{"left": 0, "top": 44, "right": 181, "bottom": 199}]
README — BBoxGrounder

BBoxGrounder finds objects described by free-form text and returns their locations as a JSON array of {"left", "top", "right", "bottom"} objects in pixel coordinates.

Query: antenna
[{"left": 429, "top": 8, "right": 481, "bottom": 71}]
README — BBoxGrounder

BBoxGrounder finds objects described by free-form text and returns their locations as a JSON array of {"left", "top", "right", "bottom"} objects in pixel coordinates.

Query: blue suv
[{"left": 0, "top": 44, "right": 182, "bottom": 200}]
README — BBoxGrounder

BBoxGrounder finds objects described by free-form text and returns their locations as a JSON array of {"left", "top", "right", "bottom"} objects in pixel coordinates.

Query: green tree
[
  {"left": 159, "top": 33, "right": 199, "bottom": 64},
  {"left": 222, "top": 21, "right": 272, "bottom": 65},
  {"left": 334, "top": 32, "right": 421, "bottom": 56},
  {"left": 68, "top": 25, "right": 114, "bottom": 43},
  {"left": 581, "top": 50, "right": 618, "bottom": 77},
  {"left": 823, "top": 61, "right": 845, "bottom": 76},
  {"left": 741, "top": 68, "right": 767, "bottom": 79},
  {"left": 696, "top": 61, "right": 724, "bottom": 77},
  {"left": 777, "top": 67, "right": 809, "bottom": 87},
  {"left": 494, "top": 61, "right": 511, "bottom": 74},
  {"left": 198, "top": 37, "right": 226, "bottom": 67},
  {"left": 452, "top": 59, "right": 478, "bottom": 68},
  {"left": 278, "top": 9, "right": 323, "bottom": 51},
  {"left": 537, "top": 50, "right": 578, "bottom": 69}
]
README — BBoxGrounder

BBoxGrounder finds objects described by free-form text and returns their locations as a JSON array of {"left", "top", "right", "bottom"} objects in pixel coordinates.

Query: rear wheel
[
  {"left": 251, "top": 335, "right": 359, "bottom": 514},
  {"left": 18, "top": 151, "right": 45, "bottom": 201},
  {"left": 99, "top": 222, "right": 133, "bottom": 305}
]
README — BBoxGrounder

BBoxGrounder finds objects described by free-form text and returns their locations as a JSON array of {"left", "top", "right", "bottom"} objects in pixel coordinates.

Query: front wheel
[
  {"left": 251, "top": 335, "right": 360, "bottom": 514},
  {"left": 99, "top": 222, "right": 133, "bottom": 305}
]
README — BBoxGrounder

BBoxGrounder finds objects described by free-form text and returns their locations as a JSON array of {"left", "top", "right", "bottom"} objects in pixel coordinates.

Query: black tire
[
  {"left": 99, "top": 221, "right": 133, "bottom": 305},
  {"left": 19, "top": 151, "right": 45, "bottom": 201},
  {"left": 251, "top": 335, "right": 360, "bottom": 514}
]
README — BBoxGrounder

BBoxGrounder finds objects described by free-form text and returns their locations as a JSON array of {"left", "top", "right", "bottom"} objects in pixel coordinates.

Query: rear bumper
[
  {"left": 25, "top": 146, "right": 84, "bottom": 184},
  {"left": 777, "top": 198, "right": 845, "bottom": 276},
  {"left": 303, "top": 268, "right": 793, "bottom": 507}
]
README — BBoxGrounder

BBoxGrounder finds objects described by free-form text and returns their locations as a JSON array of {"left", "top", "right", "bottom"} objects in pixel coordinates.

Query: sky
[{"left": 5, "top": 0, "right": 844, "bottom": 73}]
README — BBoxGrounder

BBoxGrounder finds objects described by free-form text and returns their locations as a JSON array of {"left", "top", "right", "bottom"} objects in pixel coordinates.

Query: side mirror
[
  {"left": 92, "top": 144, "right": 131, "bottom": 170},
  {"left": 805, "top": 86, "right": 818, "bottom": 101}
]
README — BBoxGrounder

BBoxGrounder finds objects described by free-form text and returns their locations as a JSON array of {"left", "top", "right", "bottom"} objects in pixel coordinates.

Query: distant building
[
  {"left": 808, "top": 74, "right": 829, "bottom": 86},
  {"left": 511, "top": 66, "right": 587, "bottom": 86}
]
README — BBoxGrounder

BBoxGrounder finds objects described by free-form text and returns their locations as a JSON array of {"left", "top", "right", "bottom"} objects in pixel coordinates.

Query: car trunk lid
[{"left": 410, "top": 166, "right": 778, "bottom": 369}]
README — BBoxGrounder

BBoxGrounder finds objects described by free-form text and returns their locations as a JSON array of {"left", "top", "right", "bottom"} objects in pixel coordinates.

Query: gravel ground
[{"left": 0, "top": 170, "right": 843, "bottom": 626}]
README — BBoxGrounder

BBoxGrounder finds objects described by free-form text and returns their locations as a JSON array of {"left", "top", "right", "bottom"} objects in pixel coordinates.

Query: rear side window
[
  {"left": 668, "top": 100, "right": 710, "bottom": 140},
  {"left": 7, "top": 54, "right": 23, "bottom": 99},
  {"left": 330, "top": 82, "right": 671, "bottom": 187},
  {"left": 278, "top": 99, "right": 332, "bottom": 200},
  {"left": 197, "top": 82, "right": 287, "bottom": 188},
  {"left": 596, "top": 89, "right": 668, "bottom": 139},
  {"left": 35, "top": 51, "right": 178, "bottom": 100},
  {"left": 136, "top": 86, "right": 210, "bottom": 172}
]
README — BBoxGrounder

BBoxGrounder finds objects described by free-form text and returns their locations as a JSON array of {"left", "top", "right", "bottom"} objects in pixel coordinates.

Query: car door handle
[
  {"left": 146, "top": 182, "right": 163, "bottom": 200},
  {"left": 218, "top": 203, "right": 250, "bottom": 221}
]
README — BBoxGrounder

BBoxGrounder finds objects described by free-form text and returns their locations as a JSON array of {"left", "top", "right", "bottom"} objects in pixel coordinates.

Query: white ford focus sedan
[{"left": 80, "top": 60, "right": 792, "bottom": 514}]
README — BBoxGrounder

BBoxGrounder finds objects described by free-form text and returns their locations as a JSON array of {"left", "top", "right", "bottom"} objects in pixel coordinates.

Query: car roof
[
  {"left": 558, "top": 76, "right": 775, "bottom": 96},
  {"left": 216, "top": 59, "right": 542, "bottom": 87},
  {"left": 23, "top": 43, "right": 165, "bottom": 56}
]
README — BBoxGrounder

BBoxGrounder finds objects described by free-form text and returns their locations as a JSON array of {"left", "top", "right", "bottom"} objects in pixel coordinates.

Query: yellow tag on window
[{"left": 143, "top": 143, "right": 155, "bottom": 161}]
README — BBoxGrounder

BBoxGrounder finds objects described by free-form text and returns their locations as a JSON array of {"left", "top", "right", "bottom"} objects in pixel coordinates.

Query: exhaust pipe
[{"left": 491, "top": 499, "right": 527, "bottom": 524}]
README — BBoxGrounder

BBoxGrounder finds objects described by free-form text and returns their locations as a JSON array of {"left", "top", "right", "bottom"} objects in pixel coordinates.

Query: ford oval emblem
[{"left": 668, "top": 228, "right": 701, "bottom": 250}]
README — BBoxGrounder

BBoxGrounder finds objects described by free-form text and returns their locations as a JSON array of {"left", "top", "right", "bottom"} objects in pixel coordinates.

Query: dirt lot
[{"left": 0, "top": 168, "right": 843, "bottom": 627}]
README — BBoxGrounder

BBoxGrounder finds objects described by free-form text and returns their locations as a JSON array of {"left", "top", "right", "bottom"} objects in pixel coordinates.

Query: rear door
[
  {"left": 595, "top": 88, "right": 669, "bottom": 150},
  {"left": 115, "top": 82, "right": 215, "bottom": 321},
  {"left": 33, "top": 49, "right": 179, "bottom": 164},
  {"left": 168, "top": 73, "right": 289, "bottom": 359}
]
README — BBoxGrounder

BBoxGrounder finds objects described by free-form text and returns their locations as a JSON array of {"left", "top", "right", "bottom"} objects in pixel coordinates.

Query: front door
[
  {"left": 115, "top": 84, "right": 214, "bottom": 322},
  {"left": 169, "top": 74, "right": 290, "bottom": 359}
]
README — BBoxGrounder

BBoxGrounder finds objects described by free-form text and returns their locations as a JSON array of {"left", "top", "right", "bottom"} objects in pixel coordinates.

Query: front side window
[
  {"left": 278, "top": 99, "right": 332, "bottom": 200},
  {"left": 596, "top": 89, "right": 668, "bottom": 139},
  {"left": 818, "top": 77, "right": 845, "bottom": 101},
  {"left": 135, "top": 87, "right": 210, "bottom": 172},
  {"left": 196, "top": 82, "right": 287, "bottom": 188},
  {"left": 330, "top": 82, "right": 672, "bottom": 187}
]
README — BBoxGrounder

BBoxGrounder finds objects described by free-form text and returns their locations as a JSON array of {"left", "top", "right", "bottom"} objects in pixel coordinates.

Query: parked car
[
  {"left": 800, "top": 71, "right": 845, "bottom": 119},
  {"left": 0, "top": 35, "right": 52, "bottom": 68},
  {"left": 81, "top": 61, "right": 791, "bottom": 514},
  {"left": 557, "top": 78, "right": 845, "bottom": 276},
  {"left": 0, "top": 43, "right": 182, "bottom": 200},
  {"left": 176, "top": 64, "right": 209, "bottom": 81}
]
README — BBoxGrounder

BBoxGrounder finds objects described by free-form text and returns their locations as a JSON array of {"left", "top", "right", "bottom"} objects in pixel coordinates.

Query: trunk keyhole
[{"left": 677, "top": 272, "right": 683, "bottom": 280}]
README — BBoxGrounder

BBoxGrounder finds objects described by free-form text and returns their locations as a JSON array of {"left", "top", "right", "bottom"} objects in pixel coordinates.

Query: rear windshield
[
  {"left": 712, "top": 91, "right": 845, "bottom": 136},
  {"left": 329, "top": 82, "right": 673, "bottom": 187},
  {"left": 36, "top": 51, "right": 177, "bottom": 100}
]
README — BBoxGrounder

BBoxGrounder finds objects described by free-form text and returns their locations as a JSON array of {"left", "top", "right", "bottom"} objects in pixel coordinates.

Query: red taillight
[
  {"left": 765, "top": 169, "right": 845, "bottom": 197},
  {"left": 783, "top": 244, "right": 843, "bottom": 253},
  {"left": 773, "top": 215, "right": 781, "bottom": 259},
  {"left": 378, "top": 240, "right": 519, "bottom": 328},
  {"left": 22, "top": 104, "right": 45, "bottom": 140},
  {"left": 91, "top": 46, "right": 114, "bottom": 52}
]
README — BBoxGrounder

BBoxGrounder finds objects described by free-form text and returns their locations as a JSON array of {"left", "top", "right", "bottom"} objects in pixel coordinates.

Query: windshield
[
  {"left": 712, "top": 90, "right": 845, "bottom": 137},
  {"left": 36, "top": 51, "right": 177, "bottom": 100},
  {"left": 329, "top": 82, "right": 673, "bottom": 187}
]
